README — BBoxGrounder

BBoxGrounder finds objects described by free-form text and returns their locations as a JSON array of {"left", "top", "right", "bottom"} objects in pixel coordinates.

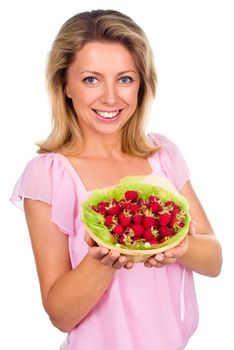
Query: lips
[{"left": 93, "top": 109, "right": 121, "bottom": 119}]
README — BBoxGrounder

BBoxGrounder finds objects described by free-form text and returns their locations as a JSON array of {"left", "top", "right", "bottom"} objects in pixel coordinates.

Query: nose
[{"left": 101, "top": 81, "right": 118, "bottom": 105}]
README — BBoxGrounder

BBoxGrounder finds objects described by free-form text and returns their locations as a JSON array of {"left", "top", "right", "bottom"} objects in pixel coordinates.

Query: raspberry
[
  {"left": 148, "top": 195, "right": 160, "bottom": 203},
  {"left": 133, "top": 214, "right": 144, "bottom": 224},
  {"left": 149, "top": 238, "right": 159, "bottom": 245},
  {"left": 118, "top": 211, "right": 132, "bottom": 227},
  {"left": 165, "top": 201, "right": 180, "bottom": 210},
  {"left": 108, "top": 203, "right": 120, "bottom": 216},
  {"left": 159, "top": 212, "right": 171, "bottom": 226},
  {"left": 143, "top": 227, "right": 155, "bottom": 241},
  {"left": 113, "top": 224, "right": 124, "bottom": 235},
  {"left": 124, "top": 191, "right": 138, "bottom": 201},
  {"left": 159, "top": 226, "right": 172, "bottom": 237},
  {"left": 150, "top": 201, "right": 162, "bottom": 213},
  {"left": 104, "top": 215, "right": 115, "bottom": 226},
  {"left": 97, "top": 206, "right": 108, "bottom": 215},
  {"left": 142, "top": 216, "right": 157, "bottom": 228},
  {"left": 129, "top": 224, "right": 144, "bottom": 238},
  {"left": 98, "top": 201, "right": 110, "bottom": 208},
  {"left": 128, "top": 203, "right": 140, "bottom": 214}
]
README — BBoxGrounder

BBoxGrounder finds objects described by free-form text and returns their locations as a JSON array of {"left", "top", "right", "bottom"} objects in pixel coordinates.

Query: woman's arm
[
  {"left": 145, "top": 181, "right": 223, "bottom": 277},
  {"left": 24, "top": 199, "right": 127, "bottom": 332},
  {"left": 176, "top": 180, "right": 222, "bottom": 276}
]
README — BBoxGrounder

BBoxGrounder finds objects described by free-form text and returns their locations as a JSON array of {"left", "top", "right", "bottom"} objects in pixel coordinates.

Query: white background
[{"left": 1, "top": 0, "right": 233, "bottom": 349}]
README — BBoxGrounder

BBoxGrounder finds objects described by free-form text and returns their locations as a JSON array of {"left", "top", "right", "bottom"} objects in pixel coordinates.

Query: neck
[{"left": 79, "top": 131, "right": 124, "bottom": 160}]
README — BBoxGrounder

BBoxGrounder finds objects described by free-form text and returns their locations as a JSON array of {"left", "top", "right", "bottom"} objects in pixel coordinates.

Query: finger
[
  {"left": 164, "top": 250, "right": 175, "bottom": 258},
  {"left": 160, "top": 257, "right": 177, "bottom": 265},
  {"left": 85, "top": 232, "right": 97, "bottom": 247},
  {"left": 189, "top": 220, "right": 197, "bottom": 236},
  {"left": 149, "top": 253, "right": 175, "bottom": 265},
  {"left": 87, "top": 237, "right": 97, "bottom": 247},
  {"left": 164, "top": 237, "right": 188, "bottom": 258},
  {"left": 124, "top": 260, "right": 134, "bottom": 269},
  {"left": 112, "top": 255, "right": 127, "bottom": 270},
  {"left": 144, "top": 262, "right": 152, "bottom": 268},
  {"left": 150, "top": 260, "right": 164, "bottom": 268},
  {"left": 154, "top": 253, "right": 164, "bottom": 262},
  {"left": 101, "top": 250, "right": 121, "bottom": 267},
  {"left": 88, "top": 246, "right": 109, "bottom": 260},
  {"left": 148, "top": 256, "right": 166, "bottom": 268}
]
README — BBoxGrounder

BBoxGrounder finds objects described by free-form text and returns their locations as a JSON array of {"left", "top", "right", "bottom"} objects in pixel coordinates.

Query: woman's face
[{"left": 65, "top": 41, "right": 140, "bottom": 137}]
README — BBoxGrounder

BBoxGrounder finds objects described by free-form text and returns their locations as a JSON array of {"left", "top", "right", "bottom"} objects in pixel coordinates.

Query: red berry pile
[{"left": 91, "top": 190, "right": 186, "bottom": 248}]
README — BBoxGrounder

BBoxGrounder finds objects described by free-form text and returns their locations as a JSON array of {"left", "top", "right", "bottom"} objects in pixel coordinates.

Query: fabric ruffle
[
  {"left": 10, "top": 153, "right": 78, "bottom": 235},
  {"left": 148, "top": 132, "right": 190, "bottom": 191}
]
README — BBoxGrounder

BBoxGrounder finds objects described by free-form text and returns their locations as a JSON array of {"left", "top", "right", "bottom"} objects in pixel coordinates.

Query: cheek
[
  {"left": 130, "top": 88, "right": 140, "bottom": 109},
  {"left": 120, "top": 87, "right": 139, "bottom": 106},
  {"left": 80, "top": 87, "right": 102, "bottom": 104},
  {"left": 71, "top": 88, "right": 98, "bottom": 109}
]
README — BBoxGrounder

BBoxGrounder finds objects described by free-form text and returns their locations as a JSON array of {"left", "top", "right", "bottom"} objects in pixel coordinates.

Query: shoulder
[
  {"left": 148, "top": 132, "right": 190, "bottom": 191},
  {"left": 24, "top": 152, "right": 58, "bottom": 171},
  {"left": 22, "top": 153, "right": 54, "bottom": 178},
  {"left": 11, "top": 152, "right": 78, "bottom": 235},
  {"left": 13, "top": 152, "right": 77, "bottom": 205},
  {"left": 148, "top": 132, "right": 178, "bottom": 150},
  {"left": 23, "top": 152, "right": 74, "bottom": 181},
  {"left": 23, "top": 151, "right": 78, "bottom": 193},
  {"left": 19, "top": 153, "right": 61, "bottom": 191},
  {"left": 148, "top": 132, "right": 186, "bottom": 160}
]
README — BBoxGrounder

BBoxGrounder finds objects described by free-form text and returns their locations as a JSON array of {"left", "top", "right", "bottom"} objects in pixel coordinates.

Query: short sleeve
[
  {"left": 10, "top": 153, "right": 78, "bottom": 235},
  {"left": 149, "top": 132, "right": 190, "bottom": 191}
]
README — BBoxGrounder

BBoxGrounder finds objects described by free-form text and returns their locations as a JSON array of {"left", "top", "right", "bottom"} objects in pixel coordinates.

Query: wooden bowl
[{"left": 87, "top": 228, "right": 188, "bottom": 263}]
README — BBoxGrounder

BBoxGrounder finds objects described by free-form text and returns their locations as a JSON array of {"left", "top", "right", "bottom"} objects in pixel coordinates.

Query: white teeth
[{"left": 95, "top": 110, "right": 120, "bottom": 118}]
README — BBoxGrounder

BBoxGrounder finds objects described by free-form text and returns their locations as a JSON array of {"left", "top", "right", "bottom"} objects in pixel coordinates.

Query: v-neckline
[{"left": 54, "top": 152, "right": 158, "bottom": 195}]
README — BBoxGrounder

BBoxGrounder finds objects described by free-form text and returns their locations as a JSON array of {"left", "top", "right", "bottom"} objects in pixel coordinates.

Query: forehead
[{"left": 70, "top": 41, "right": 138, "bottom": 73}]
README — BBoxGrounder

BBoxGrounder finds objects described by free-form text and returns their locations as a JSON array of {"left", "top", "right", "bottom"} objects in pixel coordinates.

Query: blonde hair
[{"left": 37, "top": 9, "right": 159, "bottom": 157}]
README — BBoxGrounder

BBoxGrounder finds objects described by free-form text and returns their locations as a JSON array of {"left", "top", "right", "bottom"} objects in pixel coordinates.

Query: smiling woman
[
  {"left": 38, "top": 10, "right": 157, "bottom": 157},
  {"left": 10, "top": 9, "right": 222, "bottom": 350}
]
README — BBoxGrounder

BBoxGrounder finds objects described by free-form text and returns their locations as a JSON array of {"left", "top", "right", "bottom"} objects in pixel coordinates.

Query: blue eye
[
  {"left": 120, "top": 76, "right": 133, "bottom": 84},
  {"left": 83, "top": 76, "right": 98, "bottom": 85}
]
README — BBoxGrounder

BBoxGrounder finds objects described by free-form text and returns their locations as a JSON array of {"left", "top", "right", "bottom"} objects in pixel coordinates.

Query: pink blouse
[{"left": 10, "top": 133, "right": 199, "bottom": 350}]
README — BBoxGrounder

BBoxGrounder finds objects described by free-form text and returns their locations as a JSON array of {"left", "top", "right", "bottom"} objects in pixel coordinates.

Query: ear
[{"left": 64, "top": 85, "right": 72, "bottom": 98}]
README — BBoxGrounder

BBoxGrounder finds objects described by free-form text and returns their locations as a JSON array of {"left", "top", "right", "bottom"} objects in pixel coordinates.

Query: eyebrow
[{"left": 80, "top": 70, "right": 138, "bottom": 76}]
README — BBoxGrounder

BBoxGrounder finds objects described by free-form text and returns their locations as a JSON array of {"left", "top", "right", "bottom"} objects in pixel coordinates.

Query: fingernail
[
  {"left": 165, "top": 252, "right": 173, "bottom": 258},
  {"left": 155, "top": 255, "right": 164, "bottom": 262},
  {"left": 119, "top": 257, "right": 125, "bottom": 264},
  {"left": 126, "top": 262, "right": 133, "bottom": 269},
  {"left": 101, "top": 248, "right": 109, "bottom": 255},
  {"left": 111, "top": 252, "right": 120, "bottom": 259}
]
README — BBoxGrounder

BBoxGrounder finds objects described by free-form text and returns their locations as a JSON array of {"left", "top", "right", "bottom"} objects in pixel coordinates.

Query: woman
[{"left": 11, "top": 9, "right": 222, "bottom": 350}]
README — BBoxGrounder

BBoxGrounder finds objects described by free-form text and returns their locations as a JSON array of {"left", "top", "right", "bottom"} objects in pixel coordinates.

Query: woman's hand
[
  {"left": 144, "top": 236, "right": 188, "bottom": 268},
  {"left": 85, "top": 232, "right": 134, "bottom": 270},
  {"left": 144, "top": 221, "right": 196, "bottom": 268}
]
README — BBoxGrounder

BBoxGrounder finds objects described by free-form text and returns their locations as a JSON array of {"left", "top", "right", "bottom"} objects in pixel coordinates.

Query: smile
[{"left": 93, "top": 110, "right": 121, "bottom": 119}]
